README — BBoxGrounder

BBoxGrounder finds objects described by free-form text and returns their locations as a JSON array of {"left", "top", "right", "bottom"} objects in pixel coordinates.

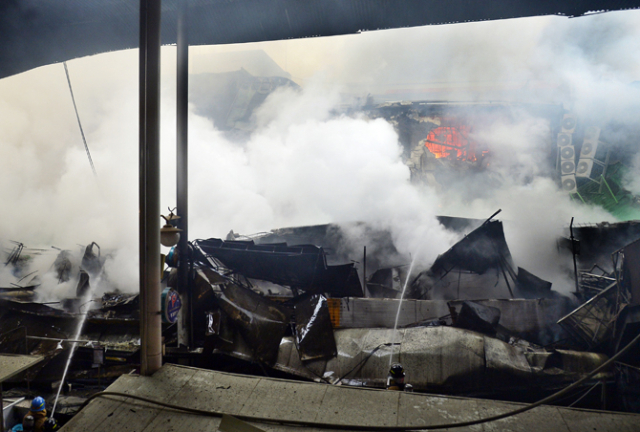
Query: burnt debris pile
[{"left": 2, "top": 217, "right": 640, "bottom": 416}]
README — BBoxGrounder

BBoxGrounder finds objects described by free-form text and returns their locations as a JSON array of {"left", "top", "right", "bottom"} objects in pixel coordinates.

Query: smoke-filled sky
[{"left": 0, "top": 11, "right": 638, "bottom": 297}]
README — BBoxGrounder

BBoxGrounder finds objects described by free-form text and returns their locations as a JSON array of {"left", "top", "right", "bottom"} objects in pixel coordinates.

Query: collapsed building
[
  {"left": 166, "top": 214, "right": 636, "bottom": 406},
  {"left": 2, "top": 211, "right": 640, "bottom": 420}
]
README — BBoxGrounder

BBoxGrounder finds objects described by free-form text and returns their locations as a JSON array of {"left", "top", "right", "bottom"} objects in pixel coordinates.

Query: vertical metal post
[
  {"left": 176, "top": 0, "right": 192, "bottom": 349},
  {"left": 139, "top": 0, "right": 162, "bottom": 376},
  {"left": 570, "top": 217, "right": 580, "bottom": 295},
  {"left": 363, "top": 246, "right": 367, "bottom": 298},
  {"left": 1, "top": 382, "right": 4, "bottom": 432}
]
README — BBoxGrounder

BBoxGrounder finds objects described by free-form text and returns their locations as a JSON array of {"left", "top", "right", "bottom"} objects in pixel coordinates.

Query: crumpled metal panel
[
  {"left": 294, "top": 294, "right": 337, "bottom": 361},
  {"left": 484, "top": 336, "right": 532, "bottom": 377},
  {"left": 195, "top": 238, "right": 363, "bottom": 297},
  {"left": 453, "top": 301, "right": 501, "bottom": 336},
  {"left": 431, "top": 220, "right": 514, "bottom": 275},
  {"left": 516, "top": 267, "right": 552, "bottom": 295},
  {"left": 217, "top": 283, "right": 292, "bottom": 365},
  {"left": 270, "top": 326, "right": 609, "bottom": 391},
  {"left": 352, "top": 328, "right": 399, "bottom": 387},
  {"left": 554, "top": 349, "right": 610, "bottom": 379},
  {"left": 401, "top": 326, "right": 485, "bottom": 389}
]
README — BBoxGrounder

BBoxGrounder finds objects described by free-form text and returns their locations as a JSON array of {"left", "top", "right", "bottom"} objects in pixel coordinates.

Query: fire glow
[{"left": 424, "top": 124, "right": 486, "bottom": 162}]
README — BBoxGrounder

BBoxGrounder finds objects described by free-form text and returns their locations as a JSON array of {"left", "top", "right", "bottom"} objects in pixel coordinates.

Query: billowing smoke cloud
[
  {"left": 300, "top": 11, "right": 640, "bottom": 293},
  {"left": 625, "top": 152, "right": 640, "bottom": 196},
  {"left": 168, "top": 83, "right": 457, "bottom": 269},
  {"left": 1, "top": 11, "right": 639, "bottom": 302},
  {"left": 0, "top": 51, "right": 140, "bottom": 299}
]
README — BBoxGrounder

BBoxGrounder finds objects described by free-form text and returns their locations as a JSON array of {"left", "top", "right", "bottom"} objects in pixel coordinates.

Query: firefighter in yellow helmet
[{"left": 387, "top": 363, "right": 406, "bottom": 391}]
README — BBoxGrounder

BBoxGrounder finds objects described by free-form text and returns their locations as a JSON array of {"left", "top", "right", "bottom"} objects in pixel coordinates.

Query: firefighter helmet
[
  {"left": 31, "top": 396, "right": 45, "bottom": 412},
  {"left": 389, "top": 363, "right": 405, "bottom": 378}
]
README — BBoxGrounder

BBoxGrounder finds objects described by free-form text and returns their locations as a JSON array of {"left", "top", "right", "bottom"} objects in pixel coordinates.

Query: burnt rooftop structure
[{"left": 193, "top": 238, "right": 363, "bottom": 297}]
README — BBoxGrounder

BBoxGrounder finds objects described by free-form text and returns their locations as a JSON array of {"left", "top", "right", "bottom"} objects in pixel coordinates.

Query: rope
[{"left": 63, "top": 62, "right": 97, "bottom": 177}]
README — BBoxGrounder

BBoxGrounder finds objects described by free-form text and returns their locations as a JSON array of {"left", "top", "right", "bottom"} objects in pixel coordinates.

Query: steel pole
[
  {"left": 363, "top": 246, "right": 367, "bottom": 297},
  {"left": 139, "top": 0, "right": 162, "bottom": 376},
  {"left": 570, "top": 217, "right": 580, "bottom": 295},
  {"left": 176, "top": 0, "right": 192, "bottom": 349}
]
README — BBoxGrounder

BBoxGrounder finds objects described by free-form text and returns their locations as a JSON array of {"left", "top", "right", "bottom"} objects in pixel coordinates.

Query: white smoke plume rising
[{"left": 1, "top": 11, "right": 639, "bottom": 301}]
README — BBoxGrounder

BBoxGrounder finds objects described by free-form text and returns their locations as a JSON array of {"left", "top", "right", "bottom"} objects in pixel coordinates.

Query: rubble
[
  {"left": 2, "top": 215, "right": 640, "bottom": 416},
  {"left": 410, "top": 217, "right": 559, "bottom": 301},
  {"left": 193, "top": 238, "right": 363, "bottom": 297}
]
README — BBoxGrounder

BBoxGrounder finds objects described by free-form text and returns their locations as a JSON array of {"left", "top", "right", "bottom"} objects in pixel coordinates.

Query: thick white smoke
[
  {"left": 0, "top": 51, "right": 140, "bottom": 298},
  {"left": 626, "top": 153, "right": 640, "bottom": 196},
  {"left": 1, "top": 11, "right": 639, "bottom": 301}
]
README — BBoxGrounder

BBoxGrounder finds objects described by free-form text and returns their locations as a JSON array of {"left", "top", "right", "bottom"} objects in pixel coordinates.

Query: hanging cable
[
  {"left": 63, "top": 61, "right": 97, "bottom": 177},
  {"left": 568, "top": 380, "right": 602, "bottom": 407}
]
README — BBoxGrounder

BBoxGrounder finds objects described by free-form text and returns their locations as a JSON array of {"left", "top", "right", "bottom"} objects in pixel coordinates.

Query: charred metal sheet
[
  {"left": 100, "top": 292, "right": 138, "bottom": 309},
  {"left": 95, "top": 293, "right": 139, "bottom": 320},
  {"left": 205, "top": 309, "right": 235, "bottom": 346},
  {"left": 326, "top": 297, "right": 573, "bottom": 346},
  {"left": 0, "top": 298, "right": 74, "bottom": 318},
  {"left": 367, "top": 267, "right": 404, "bottom": 299},
  {"left": 0, "top": 286, "right": 37, "bottom": 304},
  {"left": 80, "top": 242, "right": 104, "bottom": 276},
  {"left": 484, "top": 336, "right": 532, "bottom": 378},
  {"left": 452, "top": 301, "right": 501, "bottom": 336},
  {"left": 194, "top": 238, "right": 363, "bottom": 297},
  {"left": 431, "top": 220, "right": 514, "bottom": 276},
  {"left": 516, "top": 267, "right": 553, "bottom": 297},
  {"left": 75, "top": 270, "right": 90, "bottom": 297},
  {"left": 615, "top": 362, "right": 640, "bottom": 413},
  {"left": 269, "top": 326, "right": 609, "bottom": 392},
  {"left": 293, "top": 294, "right": 337, "bottom": 362},
  {"left": 218, "top": 283, "right": 292, "bottom": 365},
  {"left": 572, "top": 221, "right": 640, "bottom": 272},
  {"left": 622, "top": 238, "right": 640, "bottom": 305},
  {"left": 413, "top": 219, "right": 528, "bottom": 300}
]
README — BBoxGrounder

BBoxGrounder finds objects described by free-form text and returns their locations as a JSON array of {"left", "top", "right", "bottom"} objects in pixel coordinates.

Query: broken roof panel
[
  {"left": 217, "top": 282, "right": 292, "bottom": 365},
  {"left": 431, "top": 220, "right": 514, "bottom": 276},
  {"left": 270, "top": 326, "right": 609, "bottom": 392},
  {"left": 194, "top": 238, "right": 363, "bottom": 297}
]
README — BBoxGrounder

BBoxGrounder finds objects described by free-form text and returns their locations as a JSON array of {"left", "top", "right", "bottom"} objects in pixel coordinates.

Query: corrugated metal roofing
[
  {"left": 2, "top": 0, "right": 640, "bottom": 80},
  {"left": 60, "top": 363, "right": 640, "bottom": 432},
  {"left": 0, "top": 354, "right": 43, "bottom": 382}
]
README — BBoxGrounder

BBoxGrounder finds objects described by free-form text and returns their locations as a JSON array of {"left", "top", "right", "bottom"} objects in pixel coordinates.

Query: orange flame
[{"left": 425, "top": 125, "right": 482, "bottom": 161}]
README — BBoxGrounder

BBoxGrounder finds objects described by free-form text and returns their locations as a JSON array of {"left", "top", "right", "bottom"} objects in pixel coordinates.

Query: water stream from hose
[
  {"left": 51, "top": 286, "right": 95, "bottom": 417},
  {"left": 389, "top": 253, "right": 418, "bottom": 367}
]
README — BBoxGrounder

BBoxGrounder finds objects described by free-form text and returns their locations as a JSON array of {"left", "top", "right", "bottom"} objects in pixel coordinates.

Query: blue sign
[{"left": 162, "top": 288, "right": 182, "bottom": 323}]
